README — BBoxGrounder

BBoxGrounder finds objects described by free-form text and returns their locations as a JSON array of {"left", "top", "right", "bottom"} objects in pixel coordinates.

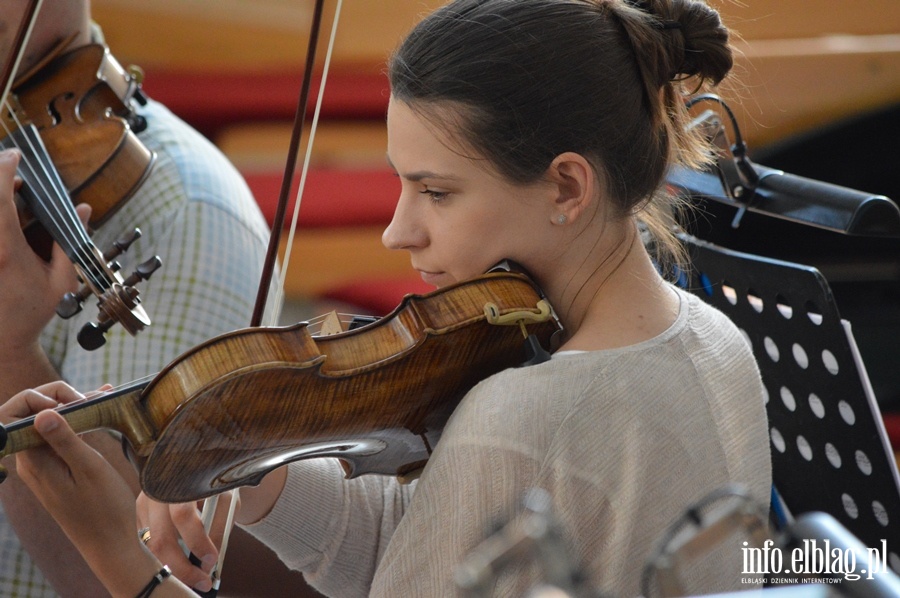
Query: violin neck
[
  {"left": 2, "top": 123, "right": 123, "bottom": 298},
  {"left": 0, "top": 378, "right": 153, "bottom": 459},
  {"left": 2, "top": 123, "right": 93, "bottom": 260}
]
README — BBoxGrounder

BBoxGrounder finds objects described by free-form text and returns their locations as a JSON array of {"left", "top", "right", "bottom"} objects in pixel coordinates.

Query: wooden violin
[
  {"left": 0, "top": 270, "right": 560, "bottom": 503},
  {"left": 9, "top": 41, "right": 156, "bottom": 227},
  {"left": 1, "top": 6, "right": 162, "bottom": 350}
]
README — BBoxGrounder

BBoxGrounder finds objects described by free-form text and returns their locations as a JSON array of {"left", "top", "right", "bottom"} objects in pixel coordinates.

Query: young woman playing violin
[{"left": 1, "top": 0, "right": 771, "bottom": 596}]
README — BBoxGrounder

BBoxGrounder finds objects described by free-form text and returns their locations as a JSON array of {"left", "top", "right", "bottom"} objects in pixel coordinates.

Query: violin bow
[
  {"left": 198, "top": 0, "right": 344, "bottom": 594},
  {"left": 250, "top": 0, "right": 337, "bottom": 329},
  {"left": 0, "top": 0, "right": 42, "bottom": 115}
]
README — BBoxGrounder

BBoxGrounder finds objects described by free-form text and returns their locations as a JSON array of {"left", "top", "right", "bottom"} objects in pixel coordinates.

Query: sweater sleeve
[
  {"left": 368, "top": 363, "right": 568, "bottom": 596},
  {"left": 241, "top": 458, "right": 415, "bottom": 597}
]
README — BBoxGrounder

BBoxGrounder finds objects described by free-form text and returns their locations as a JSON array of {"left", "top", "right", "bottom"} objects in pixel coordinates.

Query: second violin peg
[
  {"left": 103, "top": 228, "right": 142, "bottom": 262},
  {"left": 77, "top": 320, "right": 112, "bottom": 351},
  {"left": 122, "top": 256, "right": 162, "bottom": 287},
  {"left": 56, "top": 286, "right": 93, "bottom": 319}
]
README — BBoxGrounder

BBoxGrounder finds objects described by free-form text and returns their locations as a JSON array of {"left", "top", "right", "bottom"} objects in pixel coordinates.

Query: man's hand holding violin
[{"left": 0, "top": 149, "right": 87, "bottom": 389}]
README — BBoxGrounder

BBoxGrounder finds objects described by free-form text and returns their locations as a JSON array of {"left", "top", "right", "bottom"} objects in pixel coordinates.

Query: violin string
[
  {"left": 1, "top": 109, "right": 69, "bottom": 241},
  {"left": 2, "top": 106, "right": 97, "bottom": 261},
  {"left": 1, "top": 105, "right": 87, "bottom": 250},
  {"left": 2, "top": 100, "right": 113, "bottom": 289},
  {"left": 22, "top": 133, "right": 111, "bottom": 290},
  {"left": 5, "top": 373, "right": 156, "bottom": 432},
  {"left": 23, "top": 158, "right": 111, "bottom": 290},
  {"left": 0, "top": 116, "right": 86, "bottom": 258},
  {"left": 305, "top": 312, "right": 357, "bottom": 324},
  {"left": 270, "top": 0, "right": 344, "bottom": 327}
]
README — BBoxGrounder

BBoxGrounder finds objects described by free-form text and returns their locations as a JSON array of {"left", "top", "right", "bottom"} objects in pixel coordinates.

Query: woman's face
[{"left": 383, "top": 98, "right": 557, "bottom": 288}]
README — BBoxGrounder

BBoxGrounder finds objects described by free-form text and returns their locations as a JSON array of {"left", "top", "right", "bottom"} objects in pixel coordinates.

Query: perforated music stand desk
[{"left": 681, "top": 234, "right": 900, "bottom": 573}]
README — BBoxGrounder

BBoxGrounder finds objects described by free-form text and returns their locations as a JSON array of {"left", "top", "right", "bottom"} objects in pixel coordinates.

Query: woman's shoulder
[
  {"left": 447, "top": 346, "right": 659, "bottom": 439},
  {"left": 676, "top": 286, "right": 748, "bottom": 339},
  {"left": 444, "top": 357, "right": 597, "bottom": 432},
  {"left": 451, "top": 291, "right": 761, "bottom": 427},
  {"left": 673, "top": 286, "right": 759, "bottom": 370}
]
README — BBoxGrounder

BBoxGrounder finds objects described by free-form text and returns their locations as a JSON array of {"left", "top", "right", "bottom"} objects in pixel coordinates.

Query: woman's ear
[{"left": 546, "top": 152, "right": 595, "bottom": 226}]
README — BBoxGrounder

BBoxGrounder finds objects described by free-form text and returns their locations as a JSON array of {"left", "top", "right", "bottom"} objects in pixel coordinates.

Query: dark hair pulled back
[{"left": 389, "top": 0, "right": 733, "bottom": 266}]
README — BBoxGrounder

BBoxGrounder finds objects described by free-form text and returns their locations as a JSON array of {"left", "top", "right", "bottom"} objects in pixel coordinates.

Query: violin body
[
  {"left": 0, "top": 272, "right": 560, "bottom": 503},
  {"left": 10, "top": 43, "right": 155, "bottom": 229}
]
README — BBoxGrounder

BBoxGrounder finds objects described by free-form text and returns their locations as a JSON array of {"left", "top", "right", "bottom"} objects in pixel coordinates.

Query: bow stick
[
  {"left": 0, "top": 0, "right": 42, "bottom": 109},
  {"left": 250, "top": 0, "right": 331, "bottom": 329},
  {"left": 194, "top": 0, "right": 342, "bottom": 594}
]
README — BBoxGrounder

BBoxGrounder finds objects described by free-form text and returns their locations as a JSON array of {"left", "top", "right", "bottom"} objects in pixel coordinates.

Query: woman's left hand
[
  {"left": 0, "top": 380, "right": 115, "bottom": 426},
  {"left": 0, "top": 380, "right": 83, "bottom": 425},
  {"left": 15, "top": 399, "right": 162, "bottom": 595}
]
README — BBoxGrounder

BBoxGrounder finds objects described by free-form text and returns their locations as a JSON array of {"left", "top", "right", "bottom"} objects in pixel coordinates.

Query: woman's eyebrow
[{"left": 385, "top": 155, "right": 460, "bottom": 182}]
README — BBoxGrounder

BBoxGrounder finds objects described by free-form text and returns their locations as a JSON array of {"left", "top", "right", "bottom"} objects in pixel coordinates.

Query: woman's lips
[{"left": 417, "top": 270, "right": 445, "bottom": 286}]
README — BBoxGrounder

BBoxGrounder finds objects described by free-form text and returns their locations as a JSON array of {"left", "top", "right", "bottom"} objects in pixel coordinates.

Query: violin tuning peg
[
  {"left": 138, "top": 255, "right": 162, "bottom": 277},
  {"left": 103, "top": 228, "right": 142, "bottom": 261},
  {"left": 122, "top": 256, "right": 162, "bottom": 286},
  {"left": 56, "top": 286, "right": 93, "bottom": 319},
  {"left": 77, "top": 320, "right": 113, "bottom": 351},
  {"left": 56, "top": 294, "right": 83, "bottom": 319}
]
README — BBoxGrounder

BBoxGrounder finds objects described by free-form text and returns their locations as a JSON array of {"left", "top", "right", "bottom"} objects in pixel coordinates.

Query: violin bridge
[{"left": 318, "top": 311, "right": 345, "bottom": 336}]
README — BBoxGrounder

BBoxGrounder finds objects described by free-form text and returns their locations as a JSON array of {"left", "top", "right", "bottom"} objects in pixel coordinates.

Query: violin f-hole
[{"left": 46, "top": 93, "right": 72, "bottom": 126}]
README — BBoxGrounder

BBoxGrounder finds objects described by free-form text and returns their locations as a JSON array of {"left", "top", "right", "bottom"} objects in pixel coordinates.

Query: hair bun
[{"left": 621, "top": 0, "right": 733, "bottom": 87}]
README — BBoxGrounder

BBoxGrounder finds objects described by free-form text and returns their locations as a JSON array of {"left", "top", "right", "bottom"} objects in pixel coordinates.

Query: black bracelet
[{"left": 135, "top": 565, "right": 171, "bottom": 598}]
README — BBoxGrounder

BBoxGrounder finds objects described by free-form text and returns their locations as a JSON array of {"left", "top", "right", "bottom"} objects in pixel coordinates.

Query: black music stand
[{"left": 679, "top": 233, "right": 900, "bottom": 574}]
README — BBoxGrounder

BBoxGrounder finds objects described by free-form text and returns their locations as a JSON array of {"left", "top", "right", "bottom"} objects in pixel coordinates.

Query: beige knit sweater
[{"left": 244, "top": 288, "right": 772, "bottom": 597}]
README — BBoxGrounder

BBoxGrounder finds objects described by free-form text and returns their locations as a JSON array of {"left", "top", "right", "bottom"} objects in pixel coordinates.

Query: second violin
[{"left": 1, "top": 31, "right": 162, "bottom": 349}]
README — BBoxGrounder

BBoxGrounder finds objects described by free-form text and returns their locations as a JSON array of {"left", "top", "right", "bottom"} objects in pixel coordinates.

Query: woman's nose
[{"left": 382, "top": 192, "right": 426, "bottom": 251}]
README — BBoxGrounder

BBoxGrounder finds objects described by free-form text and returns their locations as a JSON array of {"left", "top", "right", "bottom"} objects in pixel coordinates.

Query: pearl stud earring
[{"left": 556, "top": 214, "right": 567, "bottom": 225}]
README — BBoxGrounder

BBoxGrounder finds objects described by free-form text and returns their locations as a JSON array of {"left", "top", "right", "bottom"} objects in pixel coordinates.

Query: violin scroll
[
  {"left": 56, "top": 227, "right": 141, "bottom": 318},
  {"left": 1, "top": 121, "right": 162, "bottom": 350},
  {"left": 59, "top": 228, "right": 162, "bottom": 350}
]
